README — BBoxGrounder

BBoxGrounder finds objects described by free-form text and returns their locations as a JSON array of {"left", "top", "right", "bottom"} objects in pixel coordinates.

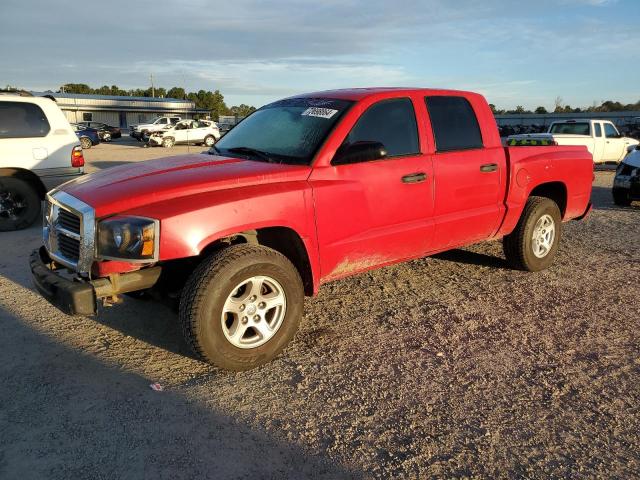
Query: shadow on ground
[{"left": 0, "top": 307, "right": 356, "bottom": 479}]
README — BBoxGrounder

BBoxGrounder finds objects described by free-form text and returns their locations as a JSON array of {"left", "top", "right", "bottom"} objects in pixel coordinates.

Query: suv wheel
[
  {"left": 0, "top": 177, "right": 40, "bottom": 231},
  {"left": 162, "top": 137, "right": 175, "bottom": 148},
  {"left": 203, "top": 135, "right": 215, "bottom": 147},
  {"left": 503, "top": 196, "right": 562, "bottom": 272},
  {"left": 180, "top": 244, "right": 304, "bottom": 370}
]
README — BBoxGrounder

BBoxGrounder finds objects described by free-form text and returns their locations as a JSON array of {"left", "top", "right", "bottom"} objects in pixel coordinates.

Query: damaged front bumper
[{"left": 30, "top": 247, "right": 161, "bottom": 315}]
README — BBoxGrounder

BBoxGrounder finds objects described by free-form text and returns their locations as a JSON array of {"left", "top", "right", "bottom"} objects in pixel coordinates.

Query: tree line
[
  {"left": 490, "top": 96, "right": 640, "bottom": 115},
  {"left": 57, "top": 83, "right": 256, "bottom": 120}
]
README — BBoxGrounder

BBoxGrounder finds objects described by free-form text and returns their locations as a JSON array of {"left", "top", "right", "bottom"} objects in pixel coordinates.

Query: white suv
[
  {"left": 0, "top": 94, "right": 84, "bottom": 231},
  {"left": 147, "top": 119, "right": 221, "bottom": 148}
]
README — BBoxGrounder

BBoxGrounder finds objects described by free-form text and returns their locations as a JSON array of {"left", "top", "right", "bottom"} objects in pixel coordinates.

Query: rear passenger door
[
  {"left": 592, "top": 122, "right": 605, "bottom": 163},
  {"left": 425, "top": 95, "right": 505, "bottom": 248}
]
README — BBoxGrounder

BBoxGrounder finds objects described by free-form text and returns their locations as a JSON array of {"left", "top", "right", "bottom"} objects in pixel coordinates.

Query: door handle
[
  {"left": 402, "top": 172, "right": 427, "bottom": 183},
  {"left": 480, "top": 163, "right": 498, "bottom": 173}
]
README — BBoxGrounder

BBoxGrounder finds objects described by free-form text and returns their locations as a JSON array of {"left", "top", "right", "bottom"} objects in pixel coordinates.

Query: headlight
[{"left": 97, "top": 216, "right": 158, "bottom": 261}]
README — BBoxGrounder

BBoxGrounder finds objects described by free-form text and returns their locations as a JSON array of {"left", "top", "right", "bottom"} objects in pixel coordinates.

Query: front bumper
[
  {"left": 30, "top": 247, "right": 96, "bottom": 315},
  {"left": 30, "top": 247, "right": 162, "bottom": 316}
]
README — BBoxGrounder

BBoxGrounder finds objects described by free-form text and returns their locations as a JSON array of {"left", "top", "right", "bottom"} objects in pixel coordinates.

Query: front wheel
[
  {"left": 0, "top": 177, "right": 41, "bottom": 231},
  {"left": 162, "top": 137, "right": 175, "bottom": 148},
  {"left": 179, "top": 244, "right": 304, "bottom": 370},
  {"left": 79, "top": 137, "right": 92, "bottom": 149},
  {"left": 503, "top": 196, "right": 562, "bottom": 272}
]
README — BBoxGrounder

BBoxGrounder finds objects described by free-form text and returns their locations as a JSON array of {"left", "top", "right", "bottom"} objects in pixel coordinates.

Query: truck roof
[{"left": 294, "top": 87, "right": 480, "bottom": 101}]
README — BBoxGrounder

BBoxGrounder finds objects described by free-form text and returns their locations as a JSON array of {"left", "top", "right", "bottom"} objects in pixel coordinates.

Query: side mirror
[{"left": 333, "top": 141, "right": 387, "bottom": 166}]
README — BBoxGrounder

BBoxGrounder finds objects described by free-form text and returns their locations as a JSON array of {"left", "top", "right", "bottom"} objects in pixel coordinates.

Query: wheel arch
[
  {"left": 528, "top": 181, "right": 567, "bottom": 218},
  {"left": 0, "top": 167, "right": 47, "bottom": 199},
  {"left": 200, "top": 226, "right": 315, "bottom": 296}
]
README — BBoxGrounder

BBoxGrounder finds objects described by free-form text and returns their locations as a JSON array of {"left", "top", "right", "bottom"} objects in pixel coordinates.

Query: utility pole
[{"left": 150, "top": 73, "right": 155, "bottom": 98}]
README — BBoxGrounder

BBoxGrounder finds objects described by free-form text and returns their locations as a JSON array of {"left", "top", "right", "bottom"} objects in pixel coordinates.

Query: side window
[
  {"left": 425, "top": 96, "right": 483, "bottom": 152},
  {"left": 158, "top": 118, "right": 168, "bottom": 125},
  {"left": 170, "top": 117, "right": 180, "bottom": 125},
  {"left": 0, "top": 101, "right": 51, "bottom": 139},
  {"left": 336, "top": 98, "right": 419, "bottom": 162},
  {"left": 604, "top": 123, "right": 619, "bottom": 138},
  {"left": 594, "top": 123, "right": 602, "bottom": 137},
  {"left": 82, "top": 112, "right": 93, "bottom": 122}
]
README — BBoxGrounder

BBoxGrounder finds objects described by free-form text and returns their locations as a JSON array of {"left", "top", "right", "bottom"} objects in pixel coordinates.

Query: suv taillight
[{"left": 72, "top": 145, "right": 85, "bottom": 167}]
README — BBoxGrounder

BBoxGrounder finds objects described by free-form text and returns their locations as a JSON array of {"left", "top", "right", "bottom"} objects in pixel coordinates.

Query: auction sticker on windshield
[{"left": 302, "top": 107, "right": 339, "bottom": 119}]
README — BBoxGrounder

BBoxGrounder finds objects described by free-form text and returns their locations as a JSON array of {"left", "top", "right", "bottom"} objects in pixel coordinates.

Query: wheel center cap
[{"left": 246, "top": 304, "right": 257, "bottom": 315}]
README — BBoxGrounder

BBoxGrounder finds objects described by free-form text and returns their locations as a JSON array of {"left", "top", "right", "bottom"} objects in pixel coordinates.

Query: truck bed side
[{"left": 495, "top": 145, "right": 593, "bottom": 237}]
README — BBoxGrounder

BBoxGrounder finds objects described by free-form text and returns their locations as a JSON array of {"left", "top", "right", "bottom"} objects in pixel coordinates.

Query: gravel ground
[{"left": 1, "top": 146, "right": 639, "bottom": 478}]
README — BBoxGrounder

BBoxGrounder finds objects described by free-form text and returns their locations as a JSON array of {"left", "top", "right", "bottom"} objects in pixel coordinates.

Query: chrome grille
[
  {"left": 58, "top": 209, "right": 81, "bottom": 233},
  {"left": 43, "top": 191, "right": 95, "bottom": 273}
]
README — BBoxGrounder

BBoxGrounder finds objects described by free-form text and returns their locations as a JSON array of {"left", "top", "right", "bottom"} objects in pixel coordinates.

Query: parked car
[
  {"left": 71, "top": 123, "right": 100, "bottom": 149},
  {"left": 612, "top": 144, "right": 640, "bottom": 206},
  {"left": 0, "top": 94, "right": 84, "bottom": 231},
  {"left": 78, "top": 121, "right": 121, "bottom": 141},
  {"left": 30, "top": 87, "right": 593, "bottom": 371},
  {"left": 147, "top": 119, "right": 221, "bottom": 148},
  {"left": 507, "top": 119, "right": 639, "bottom": 164},
  {"left": 129, "top": 116, "right": 181, "bottom": 141}
]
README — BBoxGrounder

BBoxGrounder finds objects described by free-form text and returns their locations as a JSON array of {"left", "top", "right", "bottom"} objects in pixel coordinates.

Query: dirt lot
[{"left": 1, "top": 142, "right": 639, "bottom": 478}]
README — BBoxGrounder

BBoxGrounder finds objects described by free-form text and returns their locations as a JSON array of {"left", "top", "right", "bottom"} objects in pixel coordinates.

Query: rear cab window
[
  {"left": 0, "top": 101, "right": 51, "bottom": 139},
  {"left": 594, "top": 123, "right": 602, "bottom": 137},
  {"left": 425, "top": 96, "right": 483, "bottom": 152},
  {"left": 549, "top": 122, "right": 590, "bottom": 135}
]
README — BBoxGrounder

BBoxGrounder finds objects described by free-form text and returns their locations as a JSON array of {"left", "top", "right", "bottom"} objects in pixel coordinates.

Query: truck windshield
[
  {"left": 549, "top": 123, "right": 590, "bottom": 135},
  {"left": 212, "top": 97, "right": 353, "bottom": 165}
]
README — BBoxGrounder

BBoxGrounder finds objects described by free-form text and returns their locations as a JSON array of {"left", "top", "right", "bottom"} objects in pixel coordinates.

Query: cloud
[{"left": 0, "top": 0, "right": 637, "bottom": 108}]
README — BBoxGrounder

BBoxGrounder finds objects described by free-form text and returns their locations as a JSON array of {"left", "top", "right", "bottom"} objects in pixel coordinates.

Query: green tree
[
  {"left": 167, "top": 87, "right": 186, "bottom": 99},
  {"left": 534, "top": 106, "right": 548, "bottom": 114},
  {"left": 60, "top": 83, "right": 93, "bottom": 94},
  {"left": 230, "top": 104, "right": 256, "bottom": 117}
]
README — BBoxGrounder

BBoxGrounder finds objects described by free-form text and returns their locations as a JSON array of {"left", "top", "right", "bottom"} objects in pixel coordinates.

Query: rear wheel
[
  {"left": 503, "top": 196, "right": 562, "bottom": 272},
  {"left": 203, "top": 135, "right": 215, "bottom": 147},
  {"left": 79, "top": 137, "right": 92, "bottom": 149},
  {"left": 162, "top": 137, "right": 175, "bottom": 148},
  {"left": 179, "top": 244, "right": 304, "bottom": 370},
  {"left": 0, "top": 177, "right": 40, "bottom": 231}
]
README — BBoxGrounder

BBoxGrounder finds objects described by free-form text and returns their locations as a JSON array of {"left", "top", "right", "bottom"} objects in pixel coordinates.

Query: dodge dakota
[{"left": 31, "top": 88, "right": 594, "bottom": 370}]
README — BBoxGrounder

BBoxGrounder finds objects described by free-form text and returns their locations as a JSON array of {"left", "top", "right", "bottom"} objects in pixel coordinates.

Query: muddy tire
[
  {"left": 0, "top": 177, "right": 40, "bottom": 231},
  {"left": 503, "top": 196, "right": 562, "bottom": 272},
  {"left": 179, "top": 244, "right": 304, "bottom": 371},
  {"left": 162, "top": 137, "right": 175, "bottom": 148}
]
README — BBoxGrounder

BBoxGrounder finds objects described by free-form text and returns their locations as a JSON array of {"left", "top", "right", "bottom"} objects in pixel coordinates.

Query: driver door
[
  {"left": 603, "top": 123, "right": 625, "bottom": 162},
  {"left": 309, "top": 97, "right": 434, "bottom": 281}
]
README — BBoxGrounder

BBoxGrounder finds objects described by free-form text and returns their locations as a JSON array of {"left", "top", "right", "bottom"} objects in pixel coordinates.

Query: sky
[{"left": 1, "top": 0, "right": 637, "bottom": 110}]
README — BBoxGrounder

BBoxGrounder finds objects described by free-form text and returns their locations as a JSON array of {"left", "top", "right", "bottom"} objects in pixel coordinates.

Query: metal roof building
[{"left": 31, "top": 91, "right": 209, "bottom": 128}]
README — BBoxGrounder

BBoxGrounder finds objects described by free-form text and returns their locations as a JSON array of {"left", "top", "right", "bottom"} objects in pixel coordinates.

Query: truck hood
[{"left": 59, "top": 154, "right": 311, "bottom": 217}]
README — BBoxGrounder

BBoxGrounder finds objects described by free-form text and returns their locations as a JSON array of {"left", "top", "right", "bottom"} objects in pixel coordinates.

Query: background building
[{"left": 31, "top": 92, "right": 209, "bottom": 128}]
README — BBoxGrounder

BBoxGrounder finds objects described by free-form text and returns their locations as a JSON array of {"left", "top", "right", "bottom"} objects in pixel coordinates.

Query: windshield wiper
[{"left": 226, "top": 147, "right": 278, "bottom": 163}]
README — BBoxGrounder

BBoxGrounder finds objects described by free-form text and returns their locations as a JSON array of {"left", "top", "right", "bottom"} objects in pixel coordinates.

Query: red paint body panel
[{"left": 55, "top": 87, "right": 593, "bottom": 293}]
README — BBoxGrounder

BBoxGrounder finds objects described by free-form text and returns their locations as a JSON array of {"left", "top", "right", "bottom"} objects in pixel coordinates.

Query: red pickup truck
[{"left": 31, "top": 88, "right": 593, "bottom": 370}]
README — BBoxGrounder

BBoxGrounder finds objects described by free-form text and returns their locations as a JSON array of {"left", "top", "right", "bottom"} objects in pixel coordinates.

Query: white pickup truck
[{"left": 508, "top": 119, "right": 639, "bottom": 164}]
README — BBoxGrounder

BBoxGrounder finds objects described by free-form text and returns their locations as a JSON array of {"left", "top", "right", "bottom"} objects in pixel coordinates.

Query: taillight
[{"left": 71, "top": 145, "right": 85, "bottom": 167}]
